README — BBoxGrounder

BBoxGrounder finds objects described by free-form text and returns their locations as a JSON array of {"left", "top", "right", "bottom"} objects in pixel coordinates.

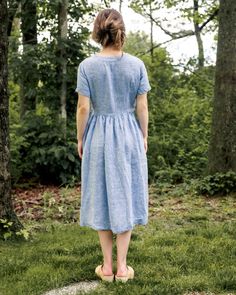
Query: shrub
[
  {"left": 195, "top": 171, "right": 236, "bottom": 196},
  {"left": 10, "top": 108, "right": 81, "bottom": 187}
]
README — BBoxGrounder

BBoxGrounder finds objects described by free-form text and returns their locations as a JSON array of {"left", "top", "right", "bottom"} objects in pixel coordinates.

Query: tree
[
  {"left": 20, "top": 0, "right": 38, "bottom": 119},
  {"left": 193, "top": 0, "right": 204, "bottom": 68},
  {"left": 7, "top": 0, "right": 21, "bottom": 37},
  {"left": 207, "top": 0, "right": 236, "bottom": 173},
  {"left": 58, "top": 0, "right": 68, "bottom": 136},
  {"left": 119, "top": 0, "right": 123, "bottom": 12},
  {"left": 0, "top": 0, "right": 24, "bottom": 238},
  {"left": 149, "top": 0, "right": 154, "bottom": 62},
  {"left": 130, "top": 0, "right": 160, "bottom": 61}
]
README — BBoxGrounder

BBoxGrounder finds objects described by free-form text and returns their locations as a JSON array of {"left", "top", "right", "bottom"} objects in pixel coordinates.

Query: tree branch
[
  {"left": 146, "top": 11, "right": 194, "bottom": 39},
  {"left": 145, "top": 7, "right": 219, "bottom": 40},
  {"left": 199, "top": 8, "right": 219, "bottom": 31}
]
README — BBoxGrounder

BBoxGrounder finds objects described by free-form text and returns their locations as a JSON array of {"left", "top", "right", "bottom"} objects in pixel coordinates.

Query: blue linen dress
[{"left": 75, "top": 52, "right": 151, "bottom": 234}]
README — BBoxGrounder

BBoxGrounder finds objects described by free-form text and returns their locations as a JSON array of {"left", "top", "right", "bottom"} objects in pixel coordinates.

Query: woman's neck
[{"left": 98, "top": 47, "right": 123, "bottom": 56}]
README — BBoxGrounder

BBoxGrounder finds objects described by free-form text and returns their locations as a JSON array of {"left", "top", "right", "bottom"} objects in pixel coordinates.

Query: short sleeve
[
  {"left": 137, "top": 61, "right": 151, "bottom": 95},
  {"left": 75, "top": 62, "right": 91, "bottom": 98}
]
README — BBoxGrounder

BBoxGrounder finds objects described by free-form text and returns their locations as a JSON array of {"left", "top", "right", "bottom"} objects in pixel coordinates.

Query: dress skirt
[{"left": 80, "top": 108, "right": 149, "bottom": 234}]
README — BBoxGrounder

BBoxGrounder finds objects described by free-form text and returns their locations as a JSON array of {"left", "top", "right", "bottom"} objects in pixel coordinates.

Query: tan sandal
[
  {"left": 115, "top": 265, "right": 134, "bottom": 282},
  {"left": 95, "top": 264, "right": 114, "bottom": 282}
]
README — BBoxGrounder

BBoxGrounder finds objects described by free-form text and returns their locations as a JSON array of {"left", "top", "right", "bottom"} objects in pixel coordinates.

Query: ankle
[
  {"left": 116, "top": 263, "right": 127, "bottom": 272},
  {"left": 102, "top": 263, "right": 113, "bottom": 273},
  {"left": 116, "top": 266, "right": 128, "bottom": 276}
]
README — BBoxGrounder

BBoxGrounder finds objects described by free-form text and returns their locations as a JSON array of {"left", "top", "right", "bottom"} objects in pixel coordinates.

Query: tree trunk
[
  {"left": 20, "top": 0, "right": 38, "bottom": 119},
  {"left": 7, "top": 0, "right": 21, "bottom": 37},
  {"left": 149, "top": 0, "right": 154, "bottom": 63},
  {"left": 58, "top": 0, "right": 68, "bottom": 137},
  {"left": 0, "top": 0, "right": 24, "bottom": 238},
  {"left": 119, "top": 0, "right": 123, "bottom": 13},
  {"left": 193, "top": 0, "right": 204, "bottom": 69},
  {"left": 207, "top": 0, "right": 236, "bottom": 174}
]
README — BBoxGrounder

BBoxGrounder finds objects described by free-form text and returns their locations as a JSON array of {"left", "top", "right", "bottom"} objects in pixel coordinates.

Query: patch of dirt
[{"left": 11, "top": 184, "right": 81, "bottom": 221}]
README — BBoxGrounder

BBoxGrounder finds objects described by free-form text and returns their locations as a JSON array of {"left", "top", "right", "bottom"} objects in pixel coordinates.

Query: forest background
[{"left": 6, "top": 0, "right": 220, "bottom": 187}]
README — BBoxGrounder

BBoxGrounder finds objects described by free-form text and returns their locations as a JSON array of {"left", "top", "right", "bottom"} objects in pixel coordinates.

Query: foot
[
  {"left": 95, "top": 264, "right": 114, "bottom": 282},
  {"left": 101, "top": 264, "right": 114, "bottom": 276},
  {"left": 115, "top": 265, "right": 134, "bottom": 282},
  {"left": 116, "top": 265, "right": 128, "bottom": 277}
]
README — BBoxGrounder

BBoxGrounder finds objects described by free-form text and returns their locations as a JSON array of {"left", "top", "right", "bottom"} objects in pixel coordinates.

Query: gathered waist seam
[{"left": 91, "top": 107, "right": 135, "bottom": 116}]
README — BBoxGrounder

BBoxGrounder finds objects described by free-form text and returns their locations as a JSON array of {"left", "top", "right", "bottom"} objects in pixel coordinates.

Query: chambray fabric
[{"left": 75, "top": 52, "right": 151, "bottom": 234}]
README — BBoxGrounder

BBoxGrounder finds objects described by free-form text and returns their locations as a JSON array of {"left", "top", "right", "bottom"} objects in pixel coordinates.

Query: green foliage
[
  {"left": 195, "top": 171, "right": 236, "bottom": 196},
  {"left": 10, "top": 104, "right": 81, "bottom": 187},
  {"left": 146, "top": 58, "right": 214, "bottom": 183},
  {"left": 41, "top": 188, "right": 80, "bottom": 222},
  {"left": 9, "top": 0, "right": 95, "bottom": 120},
  {"left": 123, "top": 31, "right": 152, "bottom": 54},
  {"left": 0, "top": 218, "right": 30, "bottom": 241}
]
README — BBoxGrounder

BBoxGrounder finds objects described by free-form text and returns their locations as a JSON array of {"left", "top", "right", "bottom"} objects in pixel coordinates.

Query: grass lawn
[{"left": 0, "top": 182, "right": 236, "bottom": 295}]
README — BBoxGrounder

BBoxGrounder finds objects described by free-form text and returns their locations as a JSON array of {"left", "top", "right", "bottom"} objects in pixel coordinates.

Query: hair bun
[
  {"left": 92, "top": 8, "right": 126, "bottom": 50},
  {"left": 101, "top": 27, "right": 110, "bottom": 34}
]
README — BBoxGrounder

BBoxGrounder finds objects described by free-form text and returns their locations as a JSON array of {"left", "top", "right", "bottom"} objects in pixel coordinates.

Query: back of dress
[
  {"left": 75, "top": 52, "right": 151, "bottom": 113},
  {"left": 75, "top": 51, "right": 152, "bottom": 234}
]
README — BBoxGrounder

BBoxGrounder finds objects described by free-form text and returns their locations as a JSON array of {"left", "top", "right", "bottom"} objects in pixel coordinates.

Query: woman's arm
[
  {"left": 76, "top": 94, "right": 90, "bottom": 158},
  {"left": 136, "top": 92, "right": 149, "bottom": 153}
]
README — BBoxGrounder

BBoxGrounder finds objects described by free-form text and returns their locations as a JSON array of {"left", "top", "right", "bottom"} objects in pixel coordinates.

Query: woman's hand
[
  {"left": 144, "top": 137, "right": 148, "bottom": 153},
  {"left": 77, "top": 139, "right": 83, "bottom": 159}
]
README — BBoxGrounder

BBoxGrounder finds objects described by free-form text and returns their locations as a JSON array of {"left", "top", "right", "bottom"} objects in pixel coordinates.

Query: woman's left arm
[{"left": 76, "top": 94, "right": 90, "bottom": 159}]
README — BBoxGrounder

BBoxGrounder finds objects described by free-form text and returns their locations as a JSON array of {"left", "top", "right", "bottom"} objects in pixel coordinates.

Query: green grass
[{"left": 0, "top": 182, "right": 236, "bottom": 295}]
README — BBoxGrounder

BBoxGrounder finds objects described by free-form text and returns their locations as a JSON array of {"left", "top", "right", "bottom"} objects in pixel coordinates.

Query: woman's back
[{"left": 75, "top": 52, "right": 151, "bottom": 114}]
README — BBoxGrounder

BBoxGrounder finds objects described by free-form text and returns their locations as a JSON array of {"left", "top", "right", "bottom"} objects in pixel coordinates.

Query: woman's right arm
[{"left": 136, "top": 93, "right": 149, "bottom": 153}]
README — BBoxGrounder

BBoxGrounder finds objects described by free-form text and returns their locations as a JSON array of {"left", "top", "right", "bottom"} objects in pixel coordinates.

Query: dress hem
[{"left": 79, "top": 219, "right": 148, "bottom": 234}]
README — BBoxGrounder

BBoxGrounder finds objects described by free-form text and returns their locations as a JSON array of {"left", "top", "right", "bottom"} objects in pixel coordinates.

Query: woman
[{"left": 75, "top": 8, "right": 151, "bottom": 283}]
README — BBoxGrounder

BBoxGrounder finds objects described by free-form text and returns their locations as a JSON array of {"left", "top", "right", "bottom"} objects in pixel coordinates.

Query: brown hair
[{"left": 91, "top": 8, "right": 126, "bottom": 50}]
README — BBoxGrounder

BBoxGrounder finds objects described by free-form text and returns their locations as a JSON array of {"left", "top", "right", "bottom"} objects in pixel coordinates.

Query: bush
[
  {"left": 10, "top": 108, "right": 81, "bottom": 187},
  {"left": 147, "top": 63, "right": 213, "bottom": 184},
  {"left": 195, "top": 171, "right": 236, "bottom": 196}
]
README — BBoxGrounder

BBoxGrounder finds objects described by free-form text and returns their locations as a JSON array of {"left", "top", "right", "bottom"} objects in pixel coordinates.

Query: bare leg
[
  {"left": 97, "top": 230, "right": 114, "bottom": 275},
  {"left": 116, "top": 229, "right": 132, "bottom": 276}
]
